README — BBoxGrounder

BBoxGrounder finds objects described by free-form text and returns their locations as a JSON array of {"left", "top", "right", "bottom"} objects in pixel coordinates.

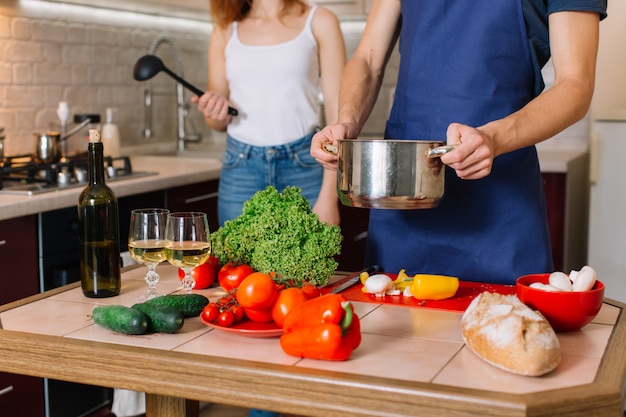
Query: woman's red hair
[{"left": 210, "top": 0, "right": 308, "bottom": 27}]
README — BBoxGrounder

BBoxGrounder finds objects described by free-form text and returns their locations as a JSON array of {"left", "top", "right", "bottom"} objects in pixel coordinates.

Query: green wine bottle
[{"left": 77, "top": 129, "right": 121, "bottom": 297}]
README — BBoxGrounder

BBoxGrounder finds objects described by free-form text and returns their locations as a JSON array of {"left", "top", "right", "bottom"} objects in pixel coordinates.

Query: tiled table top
[{"left": 1, "top": 265, "right": 624, "bottom": 417}]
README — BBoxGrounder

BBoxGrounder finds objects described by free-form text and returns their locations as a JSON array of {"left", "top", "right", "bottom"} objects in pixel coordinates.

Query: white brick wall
[{"left": 0, "top": 1, "right": 213, "bottom": 156}]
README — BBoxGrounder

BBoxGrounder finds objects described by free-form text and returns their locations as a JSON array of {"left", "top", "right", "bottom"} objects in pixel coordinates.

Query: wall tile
[
  {"left": 0, "top": 15, "right": 10, "bottom": 39},
  {"left": 11, "top": 17, "right": 30, "bottom": 40},
  {"left": 32, "top": 20, "right": 67, "bottom": 43}
]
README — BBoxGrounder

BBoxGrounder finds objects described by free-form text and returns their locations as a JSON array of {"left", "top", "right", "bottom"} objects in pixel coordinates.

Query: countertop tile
[
  {"left": 557, "top": 323, "right": 613, "bottom": 358},
  {"left": 1, "top": 298, "right": 97, "bottom": 336},
  {"left": 435, "top": 346, "right": 601, "bottom": 394},
  {"left": 359, "top": 303, "right": 464, "bottom": 343},
  {"left": 66, "top": 316, "right": 211, "bottom": 350},
  {"left": 174, "top": 329, "right": 299, "bottom": 366},
  {"left": 295, "top": 332, "right": 464, "bottom": 383},
  {"left": 593, "top": 303, "right": 620, "bottom": 325}
]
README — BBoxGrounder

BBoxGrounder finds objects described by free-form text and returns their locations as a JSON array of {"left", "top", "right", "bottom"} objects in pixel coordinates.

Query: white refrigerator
[{"left": 588, "top": 110, "right": 626, "bottom": 302}]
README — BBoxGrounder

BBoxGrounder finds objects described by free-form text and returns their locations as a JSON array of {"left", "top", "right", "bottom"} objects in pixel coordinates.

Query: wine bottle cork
[{"left": 88, "top": 129, "right": 101, "bottom": 143}]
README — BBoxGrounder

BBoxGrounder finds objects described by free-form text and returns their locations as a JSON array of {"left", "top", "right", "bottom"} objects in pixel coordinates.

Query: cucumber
[
  {"left": 143, "top": 294, "right": 209, "bottom": 317},
  {"left": 132, "top": 303, "right": 184, "bottom": 334},
  {"left": 92, "top": 305, "right": 148, "bottom": 335}
]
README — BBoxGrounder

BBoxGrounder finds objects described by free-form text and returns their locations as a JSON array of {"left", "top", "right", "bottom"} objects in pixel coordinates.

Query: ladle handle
[{"left": 162, "top": 67, "right": 238, "bottom": 116}]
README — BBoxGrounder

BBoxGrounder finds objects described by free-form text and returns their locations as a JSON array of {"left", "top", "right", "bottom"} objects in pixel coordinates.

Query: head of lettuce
[{"left": 210, "top": 186, "right": 343, "bottom": 286}]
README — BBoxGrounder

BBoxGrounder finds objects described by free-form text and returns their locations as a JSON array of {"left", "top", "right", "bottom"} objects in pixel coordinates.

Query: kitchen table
[{"left": 1, "top": 265, "right": 625, "bottom": 417}]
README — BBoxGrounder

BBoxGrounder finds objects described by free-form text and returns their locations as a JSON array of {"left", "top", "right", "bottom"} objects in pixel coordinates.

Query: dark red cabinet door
[{"left": 0, "top": 215, "right": 45, "bottom": 417}]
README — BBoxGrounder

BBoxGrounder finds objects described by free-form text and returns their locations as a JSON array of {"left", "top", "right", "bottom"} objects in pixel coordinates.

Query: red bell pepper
[
  {"left": 282, "top": 293, "right": 349, "bottom": 329},
  {"left": 279, "top": 293, "right": 361, "bottom": 361}
]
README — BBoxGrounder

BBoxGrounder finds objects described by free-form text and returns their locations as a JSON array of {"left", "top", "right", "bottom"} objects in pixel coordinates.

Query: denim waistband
[{"left": 226, "top": 129, "right": 318, "bottom": 159}]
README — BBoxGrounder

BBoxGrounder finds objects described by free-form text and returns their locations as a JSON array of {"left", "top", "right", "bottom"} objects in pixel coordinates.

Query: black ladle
[{"left": 133, "top": 54, "right": 238, "bottom": 116}]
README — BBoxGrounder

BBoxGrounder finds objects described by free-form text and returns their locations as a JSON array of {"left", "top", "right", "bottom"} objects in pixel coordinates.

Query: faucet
[{"left": 143, "top": 35, "right": 201, "bottom": 152}]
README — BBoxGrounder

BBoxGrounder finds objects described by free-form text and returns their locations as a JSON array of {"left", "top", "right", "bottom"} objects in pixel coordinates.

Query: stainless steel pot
[
  {"left": 33, "top": 117, "right": 94, "bottom": 163},
  {"left": 328, "top": 139, "right": 455, "bottom": 209},
  {"left": 34, "top": 131, "right": 61, "bottom": 163}
]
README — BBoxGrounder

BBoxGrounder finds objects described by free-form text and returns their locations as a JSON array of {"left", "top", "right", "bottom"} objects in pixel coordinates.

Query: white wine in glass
[
  {"left": 128, "top": 208, "right": 169, "bottom": 300},
  {"left": 165, "top": 212, "right": 211, "bottom": 292}
]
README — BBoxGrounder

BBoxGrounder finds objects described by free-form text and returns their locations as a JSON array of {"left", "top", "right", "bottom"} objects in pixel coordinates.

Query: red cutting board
[{"left": 328, "top": 277, "right": 516, "bottom": 313}]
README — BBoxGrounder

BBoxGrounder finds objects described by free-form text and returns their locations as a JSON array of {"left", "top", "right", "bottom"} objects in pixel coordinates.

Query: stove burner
[{"left": 0, "top": 154, "right": 154, "bottom": 195}]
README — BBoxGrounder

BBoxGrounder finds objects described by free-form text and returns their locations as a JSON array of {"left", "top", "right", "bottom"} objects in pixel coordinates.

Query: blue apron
[{"left": 366, "top": 0, "right": 553, "bottom": 284}]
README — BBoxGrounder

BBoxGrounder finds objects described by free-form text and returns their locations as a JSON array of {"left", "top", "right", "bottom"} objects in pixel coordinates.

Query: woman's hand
[
  {"left": 440, "top": 123, "right": 496, "bottom": 180},
  {"left": 192, "top": 91, "right": 233, "bottom": 122}
]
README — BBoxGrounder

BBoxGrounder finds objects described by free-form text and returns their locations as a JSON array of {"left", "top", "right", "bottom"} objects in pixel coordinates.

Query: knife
[{"left": 331, "top": 265, "right": 381, "bottom": 293}]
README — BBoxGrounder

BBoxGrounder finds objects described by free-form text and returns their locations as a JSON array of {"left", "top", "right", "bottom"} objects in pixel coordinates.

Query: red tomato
[
  {"left": 201, "top": 303, "right": 220, "bottom": 322},
  {"left": 230, "top": 305, "right": 245, "bottom": 322},
  {"left": 178, "top": 256, "right": 220, "bottom": 289},
  {"left": 218, "top": 310, "right": 235, "bottom": 327},
  {"left": 243, "top": 307, "right": 274, "bottom": 323},
  {"left": 300, "top": 283, "right": 321, "bottom": 300},
  {"left": 218, "top": 262, "right": 254, "bottom": 292},
  {"left": 236, "top": 272, "right": 279, "bottom": 310},
  {"left": 271, "top": 287, "right": 308, "bottom": 328}
]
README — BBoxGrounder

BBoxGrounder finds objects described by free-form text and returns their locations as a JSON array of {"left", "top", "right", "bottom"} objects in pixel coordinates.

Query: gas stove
[{"left": 0, "top": 154, "right": 157, "bottom": 195}]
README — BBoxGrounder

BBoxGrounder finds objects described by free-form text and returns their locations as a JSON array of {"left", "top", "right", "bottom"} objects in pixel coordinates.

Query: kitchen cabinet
[
  {"left": 540, "top": 151, "right": 589, "bottom": 273},
  {"left": 165, "top": 179, "right": 219, "bottom": 232},
  {"left": 0, "top": 215, "right": 45, "bottom": 417},
  {"left": 336, "top": 205, "right": 369, "bottom": 271},
  {"left": 543, "top": 173, "right": 567, "bottom": 271}
]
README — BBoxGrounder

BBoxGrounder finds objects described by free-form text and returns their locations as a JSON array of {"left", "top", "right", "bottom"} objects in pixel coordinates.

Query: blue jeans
[
  {"left": 218, "top": 131, "right": 323, "bottom": 226},
  {"left": 248, "top": 410, "right": 279, "bottom": 417}
]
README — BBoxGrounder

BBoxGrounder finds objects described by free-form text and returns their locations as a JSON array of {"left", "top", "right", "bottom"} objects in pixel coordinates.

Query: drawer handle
[
  {"left": 0, "top": 240, "right": 6, "bottom": 246},
  {"left": 184, "top": 191, "right": 218, "bottom": 204},
  {"left": 0, "top": 385, "right": 14, "bottom": 396}
]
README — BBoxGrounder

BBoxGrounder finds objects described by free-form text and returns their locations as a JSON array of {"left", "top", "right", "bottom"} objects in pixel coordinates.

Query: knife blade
[{"left": 331, "top": 265, "right": 381, "bottom": 293}]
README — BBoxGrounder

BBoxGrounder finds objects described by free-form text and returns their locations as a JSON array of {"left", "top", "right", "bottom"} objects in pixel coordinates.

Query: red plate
[{"left": 200, "top": 316, "right": 283, "bottom": 338}]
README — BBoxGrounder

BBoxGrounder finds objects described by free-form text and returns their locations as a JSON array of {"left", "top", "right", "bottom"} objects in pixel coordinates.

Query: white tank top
[{"left": 225, "top": 6, "right": 320, "bottom": 146}]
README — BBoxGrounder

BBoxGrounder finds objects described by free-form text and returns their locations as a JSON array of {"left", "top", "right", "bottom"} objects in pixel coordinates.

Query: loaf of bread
[{"left": 461, "top": 292, "right": 561, "bottom": 376}]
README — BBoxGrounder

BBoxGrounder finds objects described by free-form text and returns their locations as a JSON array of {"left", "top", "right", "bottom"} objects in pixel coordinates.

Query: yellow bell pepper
[
  {"left": 392, "top": 269, "right": 413, "bottom": 291},
  {"left": 410, "top": 274, "right": 459, "bottom": 300}
]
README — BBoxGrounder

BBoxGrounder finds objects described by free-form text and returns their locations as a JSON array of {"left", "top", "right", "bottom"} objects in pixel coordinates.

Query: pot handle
[
  {"left": 324, "top": 142, "right": 457, "bottom": 158},
  {"left": 426, "top": 144, "right": 457, "bottom": 158}
]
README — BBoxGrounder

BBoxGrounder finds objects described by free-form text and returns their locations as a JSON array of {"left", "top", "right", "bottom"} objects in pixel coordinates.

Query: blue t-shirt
[{"left": 524, "top": 0, "right": 608, "bottom": 94}]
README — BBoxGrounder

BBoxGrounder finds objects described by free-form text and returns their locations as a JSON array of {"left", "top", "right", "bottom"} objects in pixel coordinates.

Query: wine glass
[
  {"left": 128, "top": 208, "right": 169, "bottom": 300},
  {"left": 165, "top": 212, "right": 211, "bottom": 292}
]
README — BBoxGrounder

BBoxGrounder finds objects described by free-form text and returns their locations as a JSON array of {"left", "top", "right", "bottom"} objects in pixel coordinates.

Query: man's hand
[{"left": 441, "top": 123, "right": 496, "bottom": 180}]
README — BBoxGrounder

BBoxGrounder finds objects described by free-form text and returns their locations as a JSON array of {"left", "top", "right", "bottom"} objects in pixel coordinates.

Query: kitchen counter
[
  {"left": 0, "top": 147, "right": 585, "bottom": 223},
  {"left": 1, "top": 265, "right": 625, "bottom": 417},
  {"left": 536, "top": 146, "right": 588, "bottom": 173},
  {"left": 0, "top": 155, "right": 221, "bottom": 221}
]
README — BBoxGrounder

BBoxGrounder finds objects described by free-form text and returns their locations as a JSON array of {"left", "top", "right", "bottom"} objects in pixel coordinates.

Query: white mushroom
[
  {"left": 572, "top": 266, "right": 597, "bottom": 292},
  {"left": 549, "top": 271, "right": 572, "bottom": 292},
  {"left": 363, "top": 274, "right": 398, "bottom": 297}
]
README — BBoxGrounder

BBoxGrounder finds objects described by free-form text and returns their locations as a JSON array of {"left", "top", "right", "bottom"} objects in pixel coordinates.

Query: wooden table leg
[{"left": 145, "top": 393, "right": 199, "bottom": 417}]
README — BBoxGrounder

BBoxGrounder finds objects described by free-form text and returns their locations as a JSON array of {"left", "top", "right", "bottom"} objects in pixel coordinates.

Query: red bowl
[{"left": 516, "top": 273, "right": 605, "bottom": 332}]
